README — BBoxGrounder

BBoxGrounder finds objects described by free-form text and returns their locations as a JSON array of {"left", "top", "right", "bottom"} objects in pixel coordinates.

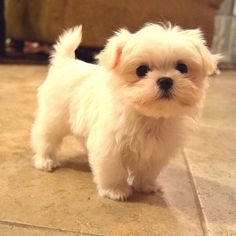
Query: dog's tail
[{"left": 51, "top": 25, "right": 82, "bottom": 64}]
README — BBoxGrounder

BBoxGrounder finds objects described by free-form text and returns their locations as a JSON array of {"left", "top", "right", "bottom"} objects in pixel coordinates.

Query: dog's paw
[
  {"left": 98, "top": 185, "right": 133, "bottom": 201},
  {"left": 133, "top": 181, "right": 162, "bottom": 194},
  {"left": 33, "top": 155, "right": 60, "bottom": 172}
]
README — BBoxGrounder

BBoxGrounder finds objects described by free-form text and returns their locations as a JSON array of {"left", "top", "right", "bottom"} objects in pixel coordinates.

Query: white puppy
[{"left": 31, "top": 24, "right": 219, "bottom": 200}]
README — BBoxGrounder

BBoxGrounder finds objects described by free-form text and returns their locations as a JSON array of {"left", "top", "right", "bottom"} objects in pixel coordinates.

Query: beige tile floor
[{"left": 0, "top": 65, "right": 235, "bottom": 236}]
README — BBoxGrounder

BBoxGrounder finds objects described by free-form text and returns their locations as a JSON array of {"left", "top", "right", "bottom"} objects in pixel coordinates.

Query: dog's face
[{"left": 97, "top": 24, "right": 219, "bottom": 118}]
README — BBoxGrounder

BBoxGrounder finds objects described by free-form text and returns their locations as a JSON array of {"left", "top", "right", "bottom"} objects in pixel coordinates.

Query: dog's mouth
[{"left": 159, "top": 91, "right": 173, "bottom": 100}]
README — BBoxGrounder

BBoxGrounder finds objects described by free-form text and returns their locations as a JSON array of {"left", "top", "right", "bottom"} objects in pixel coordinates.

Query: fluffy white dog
[{"left": 31, "top": 24, "right": 219, "bottom": 200}]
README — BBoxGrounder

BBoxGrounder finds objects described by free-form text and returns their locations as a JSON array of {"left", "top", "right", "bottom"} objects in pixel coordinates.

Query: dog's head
[{"left": 96, "top": 24, "right": 220, "bottom": 118}]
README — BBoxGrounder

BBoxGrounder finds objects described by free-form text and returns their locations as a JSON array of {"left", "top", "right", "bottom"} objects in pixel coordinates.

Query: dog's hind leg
[{"left": 31, "top": 112, "right": 70, "bottom": 172}]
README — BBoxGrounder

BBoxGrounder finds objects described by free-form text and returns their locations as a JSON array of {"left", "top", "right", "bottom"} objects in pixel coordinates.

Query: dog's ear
[
  {"left": 96, "top": 29, "right": 131, "bottom": 69},
  {"left": 183, "top": 29, "right": 221, "bottom": 76}
]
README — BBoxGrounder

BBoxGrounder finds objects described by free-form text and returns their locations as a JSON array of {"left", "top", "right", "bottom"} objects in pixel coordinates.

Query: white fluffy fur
[{"left": 31, "top": 24, "right": 219, "bottom": 200}]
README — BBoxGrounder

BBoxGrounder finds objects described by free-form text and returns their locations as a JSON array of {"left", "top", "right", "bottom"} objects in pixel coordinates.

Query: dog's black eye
[
  {"left": 136, "top": 65, "right": 150, "bottom": 77},
  {"left": 175, "top": 63, "right": 188, "bottom": 74}
]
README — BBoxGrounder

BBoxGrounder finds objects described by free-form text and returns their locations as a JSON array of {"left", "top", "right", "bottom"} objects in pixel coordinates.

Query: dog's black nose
[{"left": 156, "top": 77, "right": 173, "bottom": 91}]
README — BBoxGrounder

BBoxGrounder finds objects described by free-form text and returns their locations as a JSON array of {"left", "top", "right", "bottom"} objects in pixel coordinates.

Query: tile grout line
[
  {"left": 182, "top": 149, "right": 210, "bottom": 236},
  {"left": 0, "top": 219, "right": 102, "bottom": 236}
]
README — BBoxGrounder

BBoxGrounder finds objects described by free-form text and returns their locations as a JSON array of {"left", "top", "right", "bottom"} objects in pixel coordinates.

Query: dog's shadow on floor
[
  {"left": 58, "top": 153, "right": 91, "bottom": 172},
  {"left": 58, "top": 153, "right": 166, "bottom": 205},
  {"left": 50, "top": 152, "right": 236, "bottom": 226},
  {"left": 130, "top": 190, "right": 165, "bottom": 205}
]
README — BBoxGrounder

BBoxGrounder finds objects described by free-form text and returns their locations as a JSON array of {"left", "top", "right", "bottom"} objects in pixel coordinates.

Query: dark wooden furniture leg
[{"left": 0, "top": 0, "right": 5, "bottom": 56}]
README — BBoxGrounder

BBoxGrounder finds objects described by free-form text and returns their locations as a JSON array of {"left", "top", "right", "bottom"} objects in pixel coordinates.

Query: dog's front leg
[
  {"left": 89, "top": 151, "right": 133, "bottom": 201},
  {"left": 132, "top": 164, "right": 162, "bottom": 194}
]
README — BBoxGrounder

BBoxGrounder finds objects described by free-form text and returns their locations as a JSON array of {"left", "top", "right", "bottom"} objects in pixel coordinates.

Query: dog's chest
[{"left": 116, "top": 116, "right": 174, "bottom": 159}]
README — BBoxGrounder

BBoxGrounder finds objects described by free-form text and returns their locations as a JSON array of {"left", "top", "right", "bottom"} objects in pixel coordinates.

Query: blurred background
[{"left": 0, "top": 0, "right": 235, "bottom": 67}]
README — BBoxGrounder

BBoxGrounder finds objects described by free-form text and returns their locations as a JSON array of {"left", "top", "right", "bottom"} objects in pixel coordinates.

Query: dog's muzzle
[
  {"left": 156, "top": 77, "right": 173, "bottom": 91},
  {"left": 156, "top": 77, "right": 173, "bottom": 99}
]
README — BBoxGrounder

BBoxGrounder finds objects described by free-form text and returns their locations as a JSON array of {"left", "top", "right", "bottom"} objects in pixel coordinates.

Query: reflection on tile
[
  {"left": 201, "top": 72, "right": 236, "bottom": 128},
  {"left": 185, "top": 128, "right": 236, "bottom": 235},
  {"left": 185, "top": 70, "right": 236, "bottom": 236}
]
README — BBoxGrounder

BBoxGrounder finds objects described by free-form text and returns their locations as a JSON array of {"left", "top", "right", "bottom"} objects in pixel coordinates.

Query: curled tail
[{"left": 51, "top": 25, "right": 82, "bottom": 64}]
